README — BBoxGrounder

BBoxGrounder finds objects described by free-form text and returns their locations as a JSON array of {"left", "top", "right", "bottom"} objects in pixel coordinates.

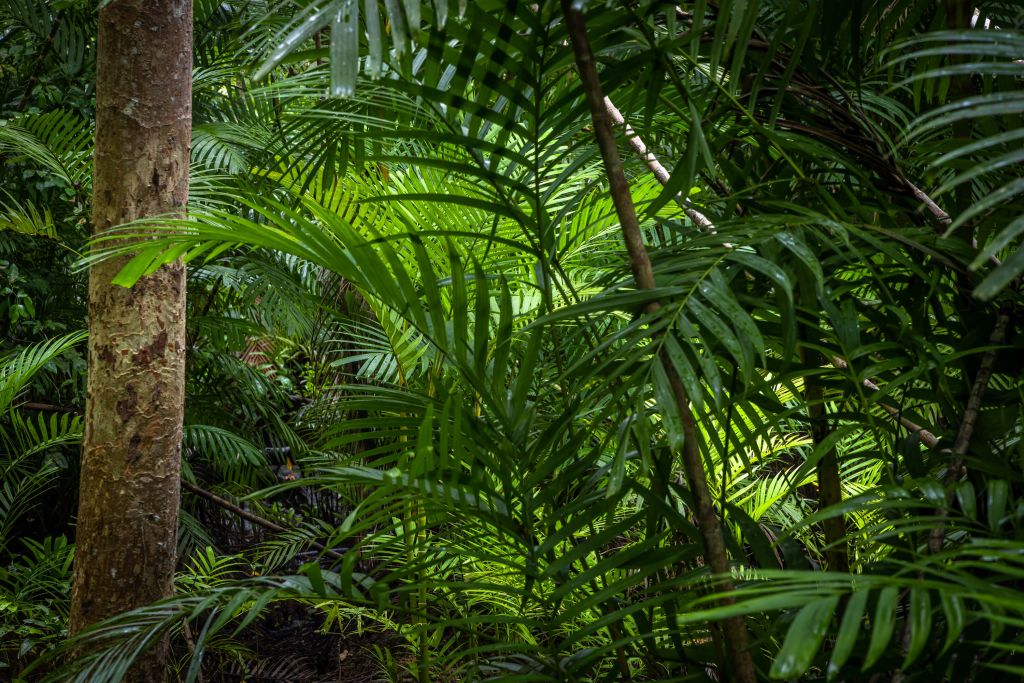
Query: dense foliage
[{"left": 2, "top": 0, "right": 1024, "bottom": 681}]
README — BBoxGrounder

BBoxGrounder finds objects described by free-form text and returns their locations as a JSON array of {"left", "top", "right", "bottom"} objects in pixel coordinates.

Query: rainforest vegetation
[{"left": 2, "top": 1, "right": 1024, "bottom": 681}]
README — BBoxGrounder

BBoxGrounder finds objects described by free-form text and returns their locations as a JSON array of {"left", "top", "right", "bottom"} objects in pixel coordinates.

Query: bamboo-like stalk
[
  {"left": 561, "top": 3, "right": 757, "bottom": 681},
  {"left": 792, "top": 277, "right": 849, "bottom": 573}
]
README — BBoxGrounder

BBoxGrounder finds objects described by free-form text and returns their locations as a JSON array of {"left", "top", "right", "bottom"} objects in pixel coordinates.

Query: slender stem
[
  {"left": 801, "top": 348, "right": 848, "bottom": 572},
  {"left": 561, "top": 4, "right": 757, "bottom": 681},
  {"left": 928, "top": 313, "right": 1010, "bottom": 553},
  {"left": 948, "top": 313, "right": 1011, "bottom": 470},
  {"left": 180, "top": 620, "right": 207, "bottom": 683},
  {"left": 797, "top": 277, "right": 848, "bottom": 572}
]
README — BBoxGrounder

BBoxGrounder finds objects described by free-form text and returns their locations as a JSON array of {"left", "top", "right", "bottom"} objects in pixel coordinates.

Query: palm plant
[
  {"left": 0, "top": 332, "right": 86, "bottom": 553},
  {"left": 0, "top": 333, "right": 85, "bottom": 675},
  {"left": 7, "top": 0, "right": 1024, "bottom": 681}
]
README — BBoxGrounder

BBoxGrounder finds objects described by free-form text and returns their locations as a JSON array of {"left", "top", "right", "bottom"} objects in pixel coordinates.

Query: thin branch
[
  {"left": 20, "top": 401, "right": 82, "bottom": 415},
  {"left": 603, "top": 96, "right": 716, "bottom": 231},
  {"left": 904, "top": 179, "right": 1002, "bottom": 264},
  {"left": 562, "top": 4, "right": 757, "bottom": 682},
  {"left": 928, "top": 312, "right": 1010, "bottom": 553},
  {"left": 831, "top": 358, "right": 941, "bottom": 449},
  {"left": 817, "top": 72, "right": 1001, "bottom": 267},
  {"left": 180, "top": 479, "right": 346, "bottom": 562},
  {"left": 947, "top": 312, "right": 1010, "bottom": 478},
  {"left": 874, "top": 399, "right": 940, "bottom": 450},
  {"left": 906, "top": 181, "right": 951, "bottom": 228},
  {"left": 180, "top": 620, "right": 206, "bottom": 683}
]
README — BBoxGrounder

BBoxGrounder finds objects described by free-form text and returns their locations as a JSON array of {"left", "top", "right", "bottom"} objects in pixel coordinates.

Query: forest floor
[
  {"left": 191, "top": 494, "right": 415, "bottom": 683},
  {"left": 205, "top": 601, "right": 411, "bottom": 683}
]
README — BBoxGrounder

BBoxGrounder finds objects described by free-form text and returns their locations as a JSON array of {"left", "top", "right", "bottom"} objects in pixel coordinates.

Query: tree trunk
[{"left": 69, "top": 2, "right": 192, "bottom": 680}]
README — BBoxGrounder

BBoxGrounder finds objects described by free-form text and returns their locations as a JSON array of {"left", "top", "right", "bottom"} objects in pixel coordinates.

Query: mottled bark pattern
[{"left": 69, "top": 2, "right": 191, "bottom": 680}]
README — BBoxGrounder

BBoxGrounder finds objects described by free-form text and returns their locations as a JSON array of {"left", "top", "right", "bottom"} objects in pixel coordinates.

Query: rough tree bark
[{"left": 69, "top": 1, "right": 192, "bottom": 680}]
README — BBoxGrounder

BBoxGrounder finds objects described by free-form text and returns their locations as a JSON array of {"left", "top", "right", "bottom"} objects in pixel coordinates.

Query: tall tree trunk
[{"left": 69, "top": 2, "right": 192, "bottom": 680}]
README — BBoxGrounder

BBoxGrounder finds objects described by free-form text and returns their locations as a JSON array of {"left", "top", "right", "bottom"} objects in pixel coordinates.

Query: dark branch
[{"left": 180, "top": 479, "right": 346, "bottom": 562}]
